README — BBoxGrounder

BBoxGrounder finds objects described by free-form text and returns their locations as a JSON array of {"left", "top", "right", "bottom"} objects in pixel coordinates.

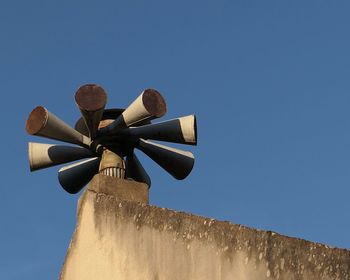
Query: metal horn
[
  {"left": 75, "top": 84, "right": 107, "bottom": 138},
  {"left": 125, "top": 152, "right": 151, "bottom": 187},
  {"left": 58, "top": 157, "right": 100, "bottom": 194},
  {"left": 119, "top": 115, "right": 197, "bottom": 145},
  {"left": 99, "top": 89, "right": 166, "bottom": 135},
  {"left": 136, "top": 139, "right": 194, "bottom": 180},
  {"left": 28, "top": 142, "right": 95, "bottom": 171},
  {"left": 26, "top": 106, "right": 91, "bottom": 148},
  {"left": 74, "top": 117, "right": 90, "bottom": 137}
]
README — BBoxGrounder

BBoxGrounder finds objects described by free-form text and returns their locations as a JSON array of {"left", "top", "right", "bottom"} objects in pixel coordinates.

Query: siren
[
  {"left": 26, "top": 85, "right": 197, "bottom": 194},
  {"left": 99, "top": 89, "right": 166, "bottom": 135},
  {"left": 26, "top": 106, "right": 91, "bottom": 148},
  {"left": 119, "top": 115, "right": 197, "bottom": 145},
  {"left": 136, "top": 139, "right": 194, "bottom": 180},
  {"left": 28, "top": 142, "right": 95, "bottom": 171},
  {"left": 58, "top": 157, "right": 100, "bottom": 194},
  {"left": 125, "top": 153, "right": 151, "bottom": 186},
  {"left": 75, "top": 84, "right": 107, "bottom": 138}
]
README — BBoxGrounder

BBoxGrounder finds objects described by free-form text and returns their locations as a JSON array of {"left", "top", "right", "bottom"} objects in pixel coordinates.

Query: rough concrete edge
[
  {"left": 59, "top": 188, "right": 350, "bottom": 279},
  {"left": 91, "top": 189, "right": 349, "bottom": 252},
  {"left": 91, "top": 190, "right": 350, "bottom": 279}
]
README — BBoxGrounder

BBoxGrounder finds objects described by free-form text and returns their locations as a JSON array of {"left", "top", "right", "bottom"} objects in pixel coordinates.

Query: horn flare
[
  {"left": 26, "top": 106, "right": 91, "bottom": 147},
  {"left": 126, "top": 153, "right": 151, "bottom": 187},
  {"left": 119, "top": 114, "right": 197, "bottom": 145},
  {"left": 58, "top": 157, "right": 100, "bottom": 194},
  {"left": 136, "top": 139, "right": 194, "bottom": 180},
  {"left": 29, "top": 142, "right": 94, "bottom": 171},
  {"left": 75, "top": 84, "right": 107, "bottom": 138},
  {"left": 100, "top": 89, "right": 166, "bottom": 135}
]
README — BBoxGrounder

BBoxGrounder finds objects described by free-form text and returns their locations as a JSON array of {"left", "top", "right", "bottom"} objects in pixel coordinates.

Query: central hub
[{"left": 98, "top": 119, "right": 126, "bottom": 178}]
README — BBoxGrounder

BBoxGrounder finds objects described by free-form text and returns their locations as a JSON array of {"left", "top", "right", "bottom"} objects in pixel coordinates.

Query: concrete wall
[{"left": 60, "top": 177, "right": 350, "bottom": 280}]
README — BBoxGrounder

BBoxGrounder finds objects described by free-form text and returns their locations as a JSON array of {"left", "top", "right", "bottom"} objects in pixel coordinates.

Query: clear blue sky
[{"left": 1, "top": 1, "right": 350, "bottom": 278}]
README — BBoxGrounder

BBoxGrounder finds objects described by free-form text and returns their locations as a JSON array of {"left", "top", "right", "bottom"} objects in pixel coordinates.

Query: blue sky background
[{"left": 1, "top": 1, "right": 350, "bottom": 278}]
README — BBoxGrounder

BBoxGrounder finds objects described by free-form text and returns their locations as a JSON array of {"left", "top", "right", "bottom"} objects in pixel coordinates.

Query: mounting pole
[{"left": 99, "top": 148, "right": 125, "bottom": 178}]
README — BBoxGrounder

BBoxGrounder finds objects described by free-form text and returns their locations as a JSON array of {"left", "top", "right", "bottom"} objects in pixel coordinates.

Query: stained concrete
[
  {"left": 88, "top": 174, "right": 149, "bottom": 204},
  {"left": 60, "top": 179, "right": 350, "bottom": 280}
]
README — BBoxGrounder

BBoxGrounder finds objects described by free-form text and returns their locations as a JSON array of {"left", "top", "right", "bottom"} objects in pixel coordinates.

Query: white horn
[
  {"left": 28, "top": 142, "right": 95, "bottom": 171},
  {"left": 58, "top": 157, "right": 100, "bottom": 194},
  {"left": 136, "top": 139, "right": 194, "bottom": 180},
  {"left": 119, "top": 115, "right": 197, "bottom": 145},
  {"left": 26, "top": 106, "right": 91, "bottom": 148},
  {"left": 99, "top": 89, "right": 166, "bottom": 135}
]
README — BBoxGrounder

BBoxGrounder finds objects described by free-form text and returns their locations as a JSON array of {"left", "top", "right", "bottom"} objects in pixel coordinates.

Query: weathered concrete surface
[
  {"left": 60, "top": 187, "right": 350, "bottom": 280},
  {"left": 88, "top": 174, "right": 149, "bottom": 204}
]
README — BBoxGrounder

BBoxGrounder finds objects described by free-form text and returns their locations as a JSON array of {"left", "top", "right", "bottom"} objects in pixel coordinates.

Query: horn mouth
[
  {"left": 142, "top": 89, "right": 167, "bottom": 117},
  {"left": 193, "top": 115, "right": 197, "bottom": 146},
  {"left": 137, "top": 139, "right": 195, "bottom": 180},
  {"left": 75, "top": 84, "right": 107, "bottom": 112},
  {"left": 26, "top": 106, "right": 48, "bottom": 135}
]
